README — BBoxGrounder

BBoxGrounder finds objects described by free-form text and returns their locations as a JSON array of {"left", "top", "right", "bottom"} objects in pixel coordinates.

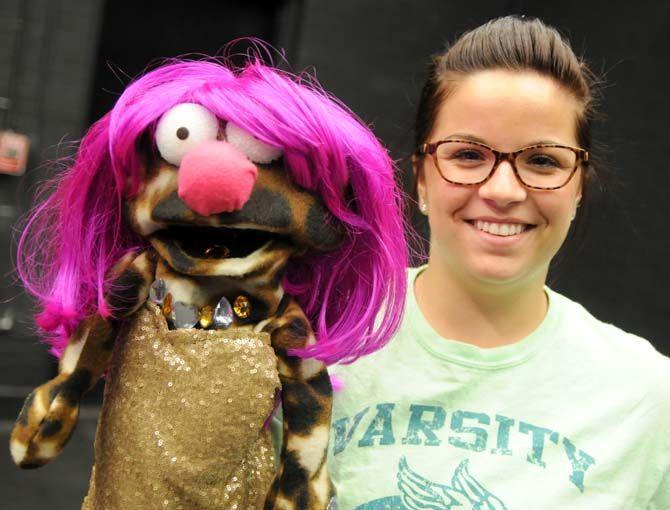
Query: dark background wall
[
  {"left": 0, "top": 0, "right": 668, "bottom": 507},
  {"left": 0, "top": 0, "right": 106, "bottom": 404}
]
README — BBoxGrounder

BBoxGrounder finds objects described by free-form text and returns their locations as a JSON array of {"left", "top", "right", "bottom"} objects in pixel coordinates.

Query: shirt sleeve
[
  {"left": 270, "top": 409, "right": 283, "bottom": 469},
  {"left": 647, "top": 364, "right": 670, "bottom": 510},
  {"left": 647, "top": 468, "right": 670, "bottom": 509}
]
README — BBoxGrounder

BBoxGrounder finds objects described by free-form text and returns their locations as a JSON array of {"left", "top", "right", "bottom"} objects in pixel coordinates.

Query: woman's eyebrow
[
  {"left": 444, "top": 133, "right": 488, "bottom": 143},
  {"left": 445, "top": 133, "right": 564, "bottom": 146}
]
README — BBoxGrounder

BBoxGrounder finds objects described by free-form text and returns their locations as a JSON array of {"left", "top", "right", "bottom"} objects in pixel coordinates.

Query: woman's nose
[
  {"left": 477, "top": 160, "right": 527, "bottom": 206},
  {"left": 177, "top": 140, "right": 257, "bottom": 216}
]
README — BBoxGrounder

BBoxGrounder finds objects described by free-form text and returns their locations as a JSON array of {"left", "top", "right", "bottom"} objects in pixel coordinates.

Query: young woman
[{"left": 327, "top": 16, "right": 670, "bottom": 509}]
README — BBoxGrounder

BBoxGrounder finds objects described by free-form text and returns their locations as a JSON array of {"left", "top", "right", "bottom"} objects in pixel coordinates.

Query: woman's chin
[{"left": 462, "top": 257, "right": 543, "bottom": 288}]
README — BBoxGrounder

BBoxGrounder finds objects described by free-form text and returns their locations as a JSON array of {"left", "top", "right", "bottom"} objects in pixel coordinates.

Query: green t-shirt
[{"left": 327, "top": 266, "right": 670, "bottom": 509}]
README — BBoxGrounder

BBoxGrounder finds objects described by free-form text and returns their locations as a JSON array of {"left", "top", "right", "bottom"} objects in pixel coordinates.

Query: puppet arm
[
  {"left": 9, "top": 250, "right": 155, "bottom": 468},
  {"left": 263, "top": 297, "right": 336, "bottom": 510}
]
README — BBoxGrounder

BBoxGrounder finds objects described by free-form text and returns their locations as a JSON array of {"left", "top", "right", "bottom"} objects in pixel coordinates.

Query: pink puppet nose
[{"left": 178, "top": 140, "right": 257, "bottom": 216}]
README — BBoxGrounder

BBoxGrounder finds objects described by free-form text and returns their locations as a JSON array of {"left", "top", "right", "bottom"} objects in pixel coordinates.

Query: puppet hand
[
  {"left": 9, "top": 371, "right": 88, "bottom": 468},
  {"left": 264, "top": 470, "right": 336, "bottom": 510}
]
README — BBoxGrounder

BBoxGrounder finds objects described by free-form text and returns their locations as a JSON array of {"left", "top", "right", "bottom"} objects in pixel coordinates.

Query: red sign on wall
[{"left": 0, "top": 130, "right": 30, "bottom": 175}]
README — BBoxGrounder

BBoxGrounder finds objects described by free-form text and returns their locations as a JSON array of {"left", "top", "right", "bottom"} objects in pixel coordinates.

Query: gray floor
[{"left": 1, "top": 406, "right": 97, "bottom": 510}]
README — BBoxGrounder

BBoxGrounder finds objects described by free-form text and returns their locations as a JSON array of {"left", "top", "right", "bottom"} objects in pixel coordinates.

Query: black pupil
[{"left": 176, "top": 127, "right": 189, "bottom": 140}]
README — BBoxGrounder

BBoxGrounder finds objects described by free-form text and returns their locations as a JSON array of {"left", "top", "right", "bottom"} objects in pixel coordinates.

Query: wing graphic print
[{"left": 397, "top": 457, "right": 508, "bottom": 510}]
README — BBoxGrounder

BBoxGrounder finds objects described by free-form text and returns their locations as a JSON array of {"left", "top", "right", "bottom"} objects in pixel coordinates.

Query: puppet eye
[
  {"left": 225, "top": 122, "right": 283, "bottom": 164},
  {"left": 155, "top": 103, "right": 219, "bottom": 165}
]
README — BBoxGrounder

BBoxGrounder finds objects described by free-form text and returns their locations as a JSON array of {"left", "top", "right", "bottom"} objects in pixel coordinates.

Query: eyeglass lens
[{"left": 435, "top": 141, "right": 577, "bottom": 188}]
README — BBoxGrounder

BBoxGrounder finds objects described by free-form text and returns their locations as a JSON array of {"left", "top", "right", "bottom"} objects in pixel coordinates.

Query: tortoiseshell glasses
[{"left": 416, "top": 139, "right": 589, "bottom": 190}]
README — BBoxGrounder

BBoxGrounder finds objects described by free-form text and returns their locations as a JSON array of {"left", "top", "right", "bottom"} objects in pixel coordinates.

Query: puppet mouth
[{"left": 156, "top": 226, "right": 283, "bottom": 260}]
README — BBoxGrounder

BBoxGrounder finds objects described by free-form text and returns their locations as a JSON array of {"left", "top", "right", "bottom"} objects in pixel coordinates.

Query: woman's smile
[{"left": 465, "top": 217, "right": 536, "bottom": 246}]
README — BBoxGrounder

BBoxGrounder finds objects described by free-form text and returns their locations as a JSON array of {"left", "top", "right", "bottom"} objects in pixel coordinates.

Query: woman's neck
[{"left": 414, "top": 259, "right": 549, "bottom": 349}]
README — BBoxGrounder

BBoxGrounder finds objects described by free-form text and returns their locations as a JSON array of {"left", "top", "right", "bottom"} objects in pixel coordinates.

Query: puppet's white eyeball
[
  {"left": 225, "top": 122, "right": 283, "bottom": 164},
  {"left": 155, "top": 103, "right": 219, "bottom": 165}
]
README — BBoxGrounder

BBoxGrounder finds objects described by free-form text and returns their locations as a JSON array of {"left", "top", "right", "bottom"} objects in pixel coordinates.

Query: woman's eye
[
  {"left": 528, "top": 155, "right": 559, "bottom": 167},
  {"left": 451, "top": 150, "right": 485, "bottom": 161},
  {"left": 225, "top": 122, "right": 282, "bottom": 164},
  {"left": 155, "top": 103, "right": 219, "bottom": 166}
]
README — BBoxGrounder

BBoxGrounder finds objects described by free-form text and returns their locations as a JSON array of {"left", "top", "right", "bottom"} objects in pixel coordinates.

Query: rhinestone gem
[
  {"left": 162, "top": 293, "right": 173, "bottom": 316},
  {"left": 327, "top": 496, "right": 338, "bottom": 510},
  {"left": 170, "top": 301, "right": 199, "bottom": 328},
  {"left": 203, "top": 245, "right": 231, "bottom": 259},
  {"left": 233, "top": 295, "right": 251, "bottom": 319},
  {"left": 199, "top": 305, "right": 214, "bottom": 329},
  {"left": 149, "top": 279, "right": 167, "bottom": 304},
  {"left": 213, "top": 297, "right": 234, "bottom": 329}
]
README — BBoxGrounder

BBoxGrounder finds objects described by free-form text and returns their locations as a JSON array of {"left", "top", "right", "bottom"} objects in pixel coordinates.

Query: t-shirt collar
[{"left": 405, "top": 265, "right": 561, "bottom": 370}]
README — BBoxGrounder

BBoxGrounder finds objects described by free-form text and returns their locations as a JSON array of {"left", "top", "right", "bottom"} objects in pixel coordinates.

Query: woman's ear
[{"left": 412, "top": 155, "right": 428, "bottom": 214}]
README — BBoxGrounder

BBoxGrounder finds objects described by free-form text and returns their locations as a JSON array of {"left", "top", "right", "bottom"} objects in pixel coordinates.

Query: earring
[
  {"left": 571, "top": 199, "right": 581, "bottom": 221},
  {"left": 419, "top": 201, "right": 428, "bottom": 215}
]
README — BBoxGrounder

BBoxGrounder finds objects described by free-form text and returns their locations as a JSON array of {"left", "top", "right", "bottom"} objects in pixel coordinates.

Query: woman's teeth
[{"left": 474, "top": 220, "right": 527, "bottom": 236}]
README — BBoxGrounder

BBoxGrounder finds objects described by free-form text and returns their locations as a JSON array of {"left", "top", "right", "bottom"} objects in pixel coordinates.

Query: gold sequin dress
[{"left": 82, "top": 303, "right": 281, "bottom": 510}]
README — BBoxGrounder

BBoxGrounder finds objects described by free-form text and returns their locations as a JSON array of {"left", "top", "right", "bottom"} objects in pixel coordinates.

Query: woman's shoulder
[{"left": 549, "top": 287, "right": 670, "bottom": 393}]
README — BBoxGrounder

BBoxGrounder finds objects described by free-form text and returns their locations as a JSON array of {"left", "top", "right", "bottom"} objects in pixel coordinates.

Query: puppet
[{"left": 8, "top": 58, "right": 407, "bottom": 509}]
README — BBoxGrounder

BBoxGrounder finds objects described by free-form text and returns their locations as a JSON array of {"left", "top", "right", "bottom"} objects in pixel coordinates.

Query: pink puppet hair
[{"left": 18, "top": 56, "right": 408, "bottom": 365}]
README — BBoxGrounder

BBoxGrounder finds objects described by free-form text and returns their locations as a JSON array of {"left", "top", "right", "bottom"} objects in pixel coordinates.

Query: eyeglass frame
[{"left": 415, "top": 139, "right": 589, "bottom": 191}]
